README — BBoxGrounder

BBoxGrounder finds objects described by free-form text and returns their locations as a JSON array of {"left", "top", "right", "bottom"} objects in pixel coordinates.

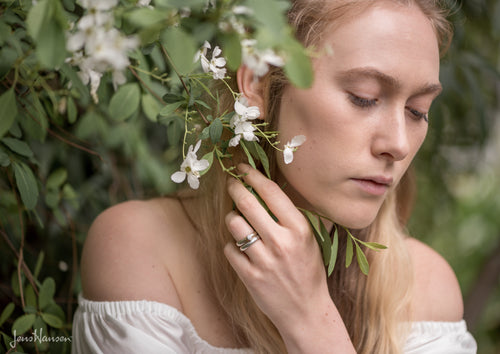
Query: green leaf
[
  {"left": 159, "top": 101, "right": 183, "bottom": 117},
  {"left": 199, "top": 150, "right": 214, "bottom": 176},
  {"left": 33, "top": 316, "right": 49, "bottom": 351},
  {"left": 161, "top": 115, "right": 184, "bottom": 145},
  {"left": 109, "top": 83, "right": 141, "bottom": 121},
  {"left": 301, "top": 209, "right": 323, "bottom": 242},
  {"left": 13, "top": 162, "right": 39, "bottom": 210},
  {"left": 40, "top": 313, "right": 63, "bottom": 329},
  {"left": 0, "top": 303, "right": 15, "bottom": 327},
  {"left": 34, "top": 251, "right": 45, "bottom": 280},
  {"left": 243, "top": 141, "right": 271, "bottom": 179},
  {"left": 11, "top": 314, "right": 36, "bottom": 336},
  {"left": 24, "top": 284, "right": 36, "bottom": 309},
  {"left": 45, "top": 190, "right": 60, "bottom": 209},
  {"left": 221, "top": 32, "right": 242, "bottom": 71},
  {"left": 38, "top": 277, "right": 56, "bottom": 311},
  {"left": 240, "top": 141, "right": 256, "bottom": 170},
  {"left": 142, "top": 94, "right": 162, "bottom": 122},
  {"left": 126, "top": 8, "right": 169, "bottom": 28},
  {"left": 46, "top": 168, "right": 67, "bottom": 190},
  {"left": 355, "top": 242, "right": 369, "bottom": 275},
  {"left": 283, "top": 41, "right": 313, "bottom": 88},
  {"left": 42, "top": 303, "right": 65, "bottom": 321},
  {"left": 161, "top": 27, "right": 197, "bottom": 74},
  {"left": 1, "top": 138, "right": 34, "bottom": 158},
  {"left": 67, "top": 96, "right": 77, "bottom": 124},
  {"left": 11, "top": 272, "right": 23, "bottom": 297},
  {"left": 328, "top": 227, "right": 339, "bottom": 276},
  {"left": 26, "top": 0, "right": 49, "bottom": 41},
  {"left": 253, "top": 143, "right": 271, "bottom": 179},
  {"left": 345, "top": 235, "right": 353, "bottom": 268},
  {"left": 0, "top": 88, "right": 18, "bottom": 139},
  {"left": 0, "top": 148, "right": 10, "bottom": 167},
  {"left": 359, "top": 241, "right": 388, "bottom": 250},
  {"left": 36, "top": 17, "right": 67, "bottom": 68},
  {"left": 209, "top": 118, "right": 223, "bottom": 143},
  {"left": 23, "top": 306, "right": 37, "bottom": 314},
  {"left": 27, "top": 0, "right": 67, "bottom": 68},
  {"left": 319, "top": 218, "right": 331, "bottom": 265}
]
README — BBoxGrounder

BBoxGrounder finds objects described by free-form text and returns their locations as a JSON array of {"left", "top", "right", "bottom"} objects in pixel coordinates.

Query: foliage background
[{"left": 0, "top": 0, "right": 499, "bottom": 353}]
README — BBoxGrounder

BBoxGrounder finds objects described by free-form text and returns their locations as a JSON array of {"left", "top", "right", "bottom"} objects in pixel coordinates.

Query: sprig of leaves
[{"left": 299, "top": 209, "right": 387, "bottom": 276}]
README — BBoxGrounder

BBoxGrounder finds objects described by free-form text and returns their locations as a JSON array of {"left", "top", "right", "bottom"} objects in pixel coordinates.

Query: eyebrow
[{"left": 336, "top": 67, "right": 443, "bottom": 97}]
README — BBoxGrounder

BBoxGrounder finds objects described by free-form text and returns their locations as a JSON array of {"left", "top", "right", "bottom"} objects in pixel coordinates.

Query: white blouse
[{"left": 72, "top": 295, "right": 477, "bottom": 354}]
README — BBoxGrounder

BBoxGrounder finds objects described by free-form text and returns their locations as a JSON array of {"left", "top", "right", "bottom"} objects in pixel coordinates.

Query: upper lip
[{"left": 352, "top": 176, "right": 393, "bottom": 186}]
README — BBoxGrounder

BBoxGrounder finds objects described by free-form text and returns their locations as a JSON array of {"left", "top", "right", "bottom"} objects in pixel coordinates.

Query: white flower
[
  {"left": 228, "top": 96, "right": 261, "bottom": 147},
  {"left": 232, "top": 6, "right": 253, "bottom": 15},
  {"left": 80, "top": 0, "right": 118, "bottom": 11},
  {"left": 241, "top": 39, "right": 285, "bottom": 77},
  {"left": 234, "top": 96, "right": 260, "bottom": 120},
  {"left": 207, "top": 46, "right": 227, "bottom": 79},
  {"left": 137, "top": 0, "right": 151, "bottom": 7},
  {"left": 197, "top": 43, "right": 226, "bottom": 80},
  {"left": 171, "top": 140, "right": 210, "bottom": 189},
  {"left": 283, "top": 135, "right": 306, "bottom": 164},
  {"left": 229, "top": 120, "right": 258, "bottom": 147},
  {"left": 194, "top": 41, "right": 211, "bottom": 63}
]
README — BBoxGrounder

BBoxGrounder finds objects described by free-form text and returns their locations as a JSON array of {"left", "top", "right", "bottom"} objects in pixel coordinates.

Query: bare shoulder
[
  {"left": 406, "top": 237, "right": 464, "bottom": 321},
  {"left": 80, "top": 198, "right": 195, "bottom": 309}
]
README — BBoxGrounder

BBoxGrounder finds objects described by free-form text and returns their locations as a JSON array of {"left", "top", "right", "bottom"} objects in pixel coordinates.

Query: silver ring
[
  {"left": 236, "top": 232, "right": 258, "bottom": 247},
  {"left": 239, "top": 234, "right": 260, "bottom": 251}
]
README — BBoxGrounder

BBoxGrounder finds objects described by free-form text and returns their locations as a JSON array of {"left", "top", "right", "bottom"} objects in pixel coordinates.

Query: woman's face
[{"left": 276, "top": 2, "right": 442, "bottom": 229}]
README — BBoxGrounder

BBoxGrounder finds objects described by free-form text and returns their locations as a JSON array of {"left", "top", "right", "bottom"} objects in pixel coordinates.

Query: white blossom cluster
[
  {"left": 65, "top": 0, "right": 141, "bottom": 103},
  {"left": 174, "top": 38, "right": 303, "bottom": 190}
]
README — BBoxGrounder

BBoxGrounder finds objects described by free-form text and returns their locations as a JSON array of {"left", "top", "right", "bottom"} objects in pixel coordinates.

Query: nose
[{"left": 371, "top": 109, "right": 410, "bottom": 161}]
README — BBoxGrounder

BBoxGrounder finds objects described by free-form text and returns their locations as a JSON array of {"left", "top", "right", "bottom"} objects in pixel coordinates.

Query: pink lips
[{"left": 351, "top": 176, "right": 393, "bottom": 196}]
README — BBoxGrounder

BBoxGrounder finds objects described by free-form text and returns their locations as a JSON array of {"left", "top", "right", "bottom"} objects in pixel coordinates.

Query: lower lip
[{"left": 351, "top": 179, "right": 389, "bottom": 196}]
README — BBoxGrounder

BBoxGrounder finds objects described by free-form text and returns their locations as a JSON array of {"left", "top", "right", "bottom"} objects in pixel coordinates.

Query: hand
[{"left": 224, "top": 163, "right": 329, "bottom": 333}]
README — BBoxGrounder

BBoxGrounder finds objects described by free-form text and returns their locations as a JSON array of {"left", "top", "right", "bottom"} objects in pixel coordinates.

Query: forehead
[{"left": 314, "top": 2, "right": 440, "bottom": 82}]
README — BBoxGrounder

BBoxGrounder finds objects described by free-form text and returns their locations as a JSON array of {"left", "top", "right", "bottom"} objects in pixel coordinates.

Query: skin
[
  {"left": 277, "top": 2, "right": 441, "bottom": 229},
  {"left": 81, "top": 1, "right": 464, "bottom": 352}
]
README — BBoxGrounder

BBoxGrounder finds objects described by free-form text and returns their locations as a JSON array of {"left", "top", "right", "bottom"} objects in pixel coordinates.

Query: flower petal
[
  {"left": 187, "top": 174, "right": 200, "bottom": 189},
  {"left": 290, "top": 135, "right": 306, "bottom": 147},
  {"left": 283, "top": 148, "right": 294, "bottom": 164},
  {"left": 171, "top": 171, "right": 186, "bottom": 183}
]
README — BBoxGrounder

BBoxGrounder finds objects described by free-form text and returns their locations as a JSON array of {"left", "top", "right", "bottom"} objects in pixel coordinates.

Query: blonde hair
[{"left": 178, "top": 1, "right": 453, "bottom": 353}]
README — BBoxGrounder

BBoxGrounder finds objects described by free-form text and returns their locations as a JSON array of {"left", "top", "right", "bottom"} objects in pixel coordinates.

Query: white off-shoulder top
[{"left": 72, "top": 295, "right": 477, "bottom": 354}]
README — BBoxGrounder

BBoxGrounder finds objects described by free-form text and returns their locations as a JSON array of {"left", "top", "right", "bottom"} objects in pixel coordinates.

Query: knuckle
[
  {"left": 261, "top": 179, "right": 280, "bottom": 198},
  {"left": 295, "top": 223, "right": 312, "bottom": 239},
  {"left": 225, "top": 212, "right": 239, "bottom": 230},
  {"left": 235, "top": 194, "right": 255, "bottom": 214}
]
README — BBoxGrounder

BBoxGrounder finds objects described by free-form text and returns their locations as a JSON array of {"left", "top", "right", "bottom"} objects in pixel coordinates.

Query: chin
[{"left": 317, "top": 204, "right": 380, "bottom": 230}]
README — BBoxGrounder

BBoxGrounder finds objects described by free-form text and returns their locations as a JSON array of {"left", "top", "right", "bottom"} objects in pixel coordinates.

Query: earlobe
[{"left": 236, "top": 65, "right": 265, "bottom": 119}]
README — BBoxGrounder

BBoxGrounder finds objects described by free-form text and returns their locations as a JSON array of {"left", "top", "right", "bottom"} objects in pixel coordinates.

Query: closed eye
[
  {"left": 348, "top": 93, "right": 378, "bottom": 108},
  {"left": 406, "top": 107, "right": 428, "bottom": 122}
]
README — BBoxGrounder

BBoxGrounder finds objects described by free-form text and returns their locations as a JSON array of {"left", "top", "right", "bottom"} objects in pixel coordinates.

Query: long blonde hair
[{"left": 179, "top": 1, "right": 453, "bottom": 352}]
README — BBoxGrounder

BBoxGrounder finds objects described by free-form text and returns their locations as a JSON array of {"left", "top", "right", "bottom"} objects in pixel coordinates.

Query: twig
[
  {"left": 160, "top": 44, "right": 210, "bottom": 125},
  {"left": 0, "top": 229, "right": 39, "bottom": 296},
  {"left": 128, "top": 66, "right": 166, "bottom": 104}
]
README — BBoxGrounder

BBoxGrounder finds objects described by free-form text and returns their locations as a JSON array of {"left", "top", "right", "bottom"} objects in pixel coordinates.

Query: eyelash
[{"left": 348, "top": 94, "right": 429, "bottom": 122}]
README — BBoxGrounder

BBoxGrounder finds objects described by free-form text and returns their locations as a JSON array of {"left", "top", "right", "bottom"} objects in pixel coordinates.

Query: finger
[
  {"left": 224, "top": 242, "right": 266, "bottom": 288},
  {"left": 227, "top": 178, "right": 277, "bottom": 239},
  {"left": 225, "top": 210, "right": 265, "bottom": 256},
  {"left": 224, "top": 242, "right": 252, "bottom": 276},
  {"left": 237, "top": 163, "right": 305, "bottom": 228}
]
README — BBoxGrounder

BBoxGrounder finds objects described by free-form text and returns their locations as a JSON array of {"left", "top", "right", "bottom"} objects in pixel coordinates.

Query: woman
[{"left": 73, "top": 0, "right": 478, "bottom": 353}]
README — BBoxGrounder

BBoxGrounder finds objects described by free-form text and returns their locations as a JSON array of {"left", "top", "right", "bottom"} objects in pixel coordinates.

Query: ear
[{"left": 236, "top": 65, "right": 265, "bottom": 119}]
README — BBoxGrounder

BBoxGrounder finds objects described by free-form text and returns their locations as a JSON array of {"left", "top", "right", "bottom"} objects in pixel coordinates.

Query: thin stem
[
  {"left": 128, "top": 65, "right": 166, "bottom": 104},
  {"left": 160, "top": 44, "right": 210, "bottom": 125}
]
